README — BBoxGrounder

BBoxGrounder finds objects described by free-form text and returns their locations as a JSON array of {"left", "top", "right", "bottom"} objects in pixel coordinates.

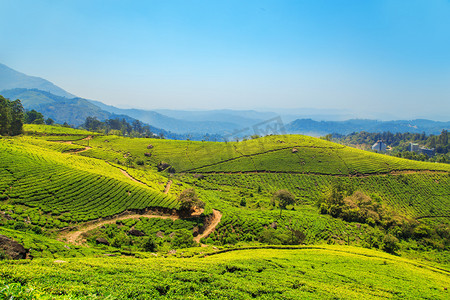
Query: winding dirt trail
[
  {"left": 194, "top": 209, "right": 222, "bottom": 243},
  {"left": 69, "top": 146, "right": 92, "bottom": 153},
  {"left": 119, "top": 169, "right": 145, "bottom": 185},
  {"left": 59, "top": 209, "right": 222, "bottom": 246},
  {"left": 164, "top": 180, "right": 172, "bottom": 194},
  {"left": 60, "top": 213, "right": 178, "bottom": 245}
]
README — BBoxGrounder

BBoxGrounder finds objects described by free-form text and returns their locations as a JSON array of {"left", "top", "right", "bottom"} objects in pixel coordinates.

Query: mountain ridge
[
  {"left": 0, "top": 63, "right": 75, "bottom": 99},
  {"left": 1, "top": 62, "right": 448, "bottom": 137}
]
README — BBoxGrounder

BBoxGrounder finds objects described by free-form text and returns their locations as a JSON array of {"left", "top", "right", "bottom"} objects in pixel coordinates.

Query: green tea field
[{"left": 1, "top": 126, "right": 449, "bottom": 299}]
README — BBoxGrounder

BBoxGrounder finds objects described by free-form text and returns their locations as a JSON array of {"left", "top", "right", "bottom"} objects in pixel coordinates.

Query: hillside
[
  {"left": 1, "top": 126, "right": 449, "bottom": 299},
  {"left": 81, "top": 134, "right": 450, "bottom": 174},
  {"left": 0, "top": 135, "right": 178, "bottom": 223},
  {"left": 0, "top": 63, "right": 75, "bottom": 98},
  {"left": 1, "top": 246, "right": 449, "bottom": 299}
]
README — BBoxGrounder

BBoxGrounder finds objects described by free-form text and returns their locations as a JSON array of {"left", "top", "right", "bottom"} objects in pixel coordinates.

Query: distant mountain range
[
  {"left": 0, "top": 63, "right": 75, "bottom": 99},
  {"left": 0, "top": 62, "right": 448, "bottom": 139},
  {"left": 286, "top": 118, "right": 450, "bottom": 136}
]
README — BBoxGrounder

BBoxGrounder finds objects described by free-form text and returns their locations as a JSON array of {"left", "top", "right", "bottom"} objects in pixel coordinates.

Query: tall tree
[
  {"left": 9, "top": 99, "right": 24, "bottom": 136},
  {"left": 272, "top": 189, "right": 296, "bottom": 217},
  {"left": 0, "top": 96, "right": 11, "bottom": 135},
  {"left": 45, "top": 118, "right": 55, "bottom": 125},
  {"left": 24, "top": 109, "right": 44, "bottom": 124}
]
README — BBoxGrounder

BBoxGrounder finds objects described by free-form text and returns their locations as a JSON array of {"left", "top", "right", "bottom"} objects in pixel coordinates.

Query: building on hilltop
[
  {"left": 410, "top": 143, "right": 419, "bottom": 152},
  {"left": 372, "top": 140, "right": 387, "bottom": 152},
  {"left": 419, "top": 147, "right": 435, "bottom": 157},
  {"left": 410, "top": 142, "right": 435, "bottom": 157}
]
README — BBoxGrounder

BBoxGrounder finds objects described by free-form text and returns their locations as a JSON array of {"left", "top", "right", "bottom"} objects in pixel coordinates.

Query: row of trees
[
  {"left": 23, "top": 109, "right": 55, "bottom": 125},
  {"left": 0, "top": 95, "right": 59, "bottom": 136},
  {"left": 0, "top": 96, "right": 24, "bottom": 136},
  {"left": 335, "top": 130, "right": 449, "bottom": 154},
  {"left": 82, "top": 116, "right": 160, "bottom": 138}
]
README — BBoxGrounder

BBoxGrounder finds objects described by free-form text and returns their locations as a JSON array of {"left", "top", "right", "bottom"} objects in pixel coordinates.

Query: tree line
[
  {"left": 334, "top": 130, "right": 449, "bottom": 154},
  {"left": 81, "top": 116, "right": 160, "bottom": 138},
  {"left": 1, "top": 95, "right": 62, "bottom": 136},
  {"left": 0, "top": 95, "right": 24, "bottom": 136}
]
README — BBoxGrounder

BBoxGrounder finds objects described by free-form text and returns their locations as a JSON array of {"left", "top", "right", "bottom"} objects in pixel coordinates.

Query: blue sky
[{"left": 1, "top": 0, "right": 449, "bottom": 119}]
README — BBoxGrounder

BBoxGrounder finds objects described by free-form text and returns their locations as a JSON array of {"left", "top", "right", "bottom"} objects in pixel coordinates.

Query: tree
[
  {"left": 132, "top": 119, "right": 142, "bottom": 133},
  {"left": 0, "top": 95, "right": 11, "bottom": 136},
  {"left": 142, "top": 236, "right": 157, "bottom": 252},
  {"left": 83, "top": 116, "right": 102, "bottom": 131},
  {"left": 45, "top": 118, "right": 55, "bottom": 125},
  {"left": 177, "top": 188, "right": 204, "bottom": 214},
  {"left": 24, "top": 110, "right": 44, "bottom": 124},
  {"left": 171, "top": 229, "right": 195, "bottom": 248},
  {"left": 9, "top": 99, "right": 24, "bottom": 136},
  {"left": 382, "top": 234, "right": 399, "bottom": 254},
  {"left": 272, "top": 189, "right": 296, "bottom": 217}
]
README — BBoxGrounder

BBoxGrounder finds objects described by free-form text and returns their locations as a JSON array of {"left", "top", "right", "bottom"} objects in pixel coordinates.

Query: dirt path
[
  {"left": 164, "top": 180, "right": 172, "bottom": 194},
  {"left": 70, "top": 146, "right": 92, "bottom": 153},
  {"left": 119, "top": 169, "right": 145, "bottom": 185},
  {"left": 194, "top": 209, "right": 222, "bottom": 243},
  {"left": 58, "top": 139, "right": 92, "bottom": 153},
  {"left": 60, "top": 213, "right": 179, "bottom": 245},
  {"left": 60, "top": 209, "right": 221, "bottom": 246}
]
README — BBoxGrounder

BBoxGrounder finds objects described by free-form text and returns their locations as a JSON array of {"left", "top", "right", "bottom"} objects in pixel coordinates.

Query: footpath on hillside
[
  {"left": 194, "top": 209, "right": 222, "bottom": 244},
  {"left": 59, "top": 209, "right": 222, "bottom": 246}
]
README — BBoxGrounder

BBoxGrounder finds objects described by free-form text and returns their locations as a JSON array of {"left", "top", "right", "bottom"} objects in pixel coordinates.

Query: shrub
[
  {"left": 171, "top": 229, "right": 194, "bottom": 249},
  {"left": 382, "top": 234, "right": 399, "bottom": 254},
  {"left": 177, "top": 189, "right": 204, "bottom": 213},
  {"left": 272, "top": 190, "right": 296, "bottom": 217},
  {"left": 142, "top": 237, "right": 157, "bottom": 252}
]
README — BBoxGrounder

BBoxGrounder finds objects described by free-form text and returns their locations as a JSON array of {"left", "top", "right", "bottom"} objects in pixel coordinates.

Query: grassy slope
[
  {"left": 23, "top": 124, "right": 97, "bottom": 136},
  {"left": 0, "top": 136, "right": 177, "bottom": 222},
  {"left": 0, "top": 246, "right": 448, "bottom": 299},
  {"left": 1, "top": 127, "right": 449, "bottom": 298},
  {"left": 80, "top": 135, "right": 450, "bottom": 174},
  {"left": 77, "top": 134, "right": 450, "bottom": 220}
]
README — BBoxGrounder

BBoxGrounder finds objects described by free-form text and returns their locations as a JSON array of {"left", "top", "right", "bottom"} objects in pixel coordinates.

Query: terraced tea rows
[
  {"left": 23, "top": 124, "right": 96, "bottom": 136},
  {"left": 0, "top": 138, "right": 178, "bottom": 222},
  {"left": 1, "top": 246, "right": 448, "bottom": 299},
  {"left": 196, "top": 172, "right": 450, "bottom": 221},
  {"left": 80, "top": 135, "right": 450, "bottom": 174}
]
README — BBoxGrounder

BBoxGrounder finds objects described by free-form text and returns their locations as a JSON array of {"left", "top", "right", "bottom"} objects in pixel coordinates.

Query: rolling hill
[{"left": 0, "top": 121, "right": 449, "bottom": 299}]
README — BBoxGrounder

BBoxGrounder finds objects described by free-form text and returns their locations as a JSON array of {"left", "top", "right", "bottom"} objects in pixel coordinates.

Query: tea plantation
[{"left": 1, "top": 126, "right": 449, "bottom": 299}]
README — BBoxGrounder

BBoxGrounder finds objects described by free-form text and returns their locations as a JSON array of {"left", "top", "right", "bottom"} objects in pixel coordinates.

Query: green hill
[
  {"left": 0, "top": 136, "right": 177, "bottom": 223},
  {"left": 0, "top": 246, "right": 449, "bottom": 299},
  {"left": 80, "top": 134, "right": 450, "bottom": 174},
  {"left": 1, "top": 126, "right": 449, "bottom": 299}
]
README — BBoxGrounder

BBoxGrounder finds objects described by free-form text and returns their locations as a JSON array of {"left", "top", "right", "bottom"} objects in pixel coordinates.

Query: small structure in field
[
  {"left": 292, "top": 148, "right": 298, "bottom": 153},
  {"left": 372, "top": 140, "right": 387, "bottom": 152},
  {"left": 410, "top": 143, "right": 435, "bottom": 156}
]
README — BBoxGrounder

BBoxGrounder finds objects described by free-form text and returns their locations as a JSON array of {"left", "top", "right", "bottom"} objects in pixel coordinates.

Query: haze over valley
[{"left": 0, "top": 1, "right": 449, "bottom": 299}]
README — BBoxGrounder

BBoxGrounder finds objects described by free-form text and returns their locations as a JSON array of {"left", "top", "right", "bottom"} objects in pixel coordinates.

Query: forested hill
[
  {"left": 286, "top": 118, "right": 450, "bottom": 136},
  {"left": 0, "top": 89, "right": 218, "bottom": 141}
]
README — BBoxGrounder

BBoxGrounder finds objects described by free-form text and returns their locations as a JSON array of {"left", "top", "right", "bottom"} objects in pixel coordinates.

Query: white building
[
  {"left": 372, "top": 140, "right": 387, "bottom": 152},
  {"left": 410, "top": 143, "right": 419, "bottom": 152}
]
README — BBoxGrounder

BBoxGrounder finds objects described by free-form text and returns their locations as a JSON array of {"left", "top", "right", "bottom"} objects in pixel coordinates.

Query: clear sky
[{"left": 1, "top": 0, "right": 449, "bottom": 120}]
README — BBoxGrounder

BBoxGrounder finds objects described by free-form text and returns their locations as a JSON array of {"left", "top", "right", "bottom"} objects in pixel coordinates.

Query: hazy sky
[{"left": 1, "top": 0, "right": 449, "bottom": 119}]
